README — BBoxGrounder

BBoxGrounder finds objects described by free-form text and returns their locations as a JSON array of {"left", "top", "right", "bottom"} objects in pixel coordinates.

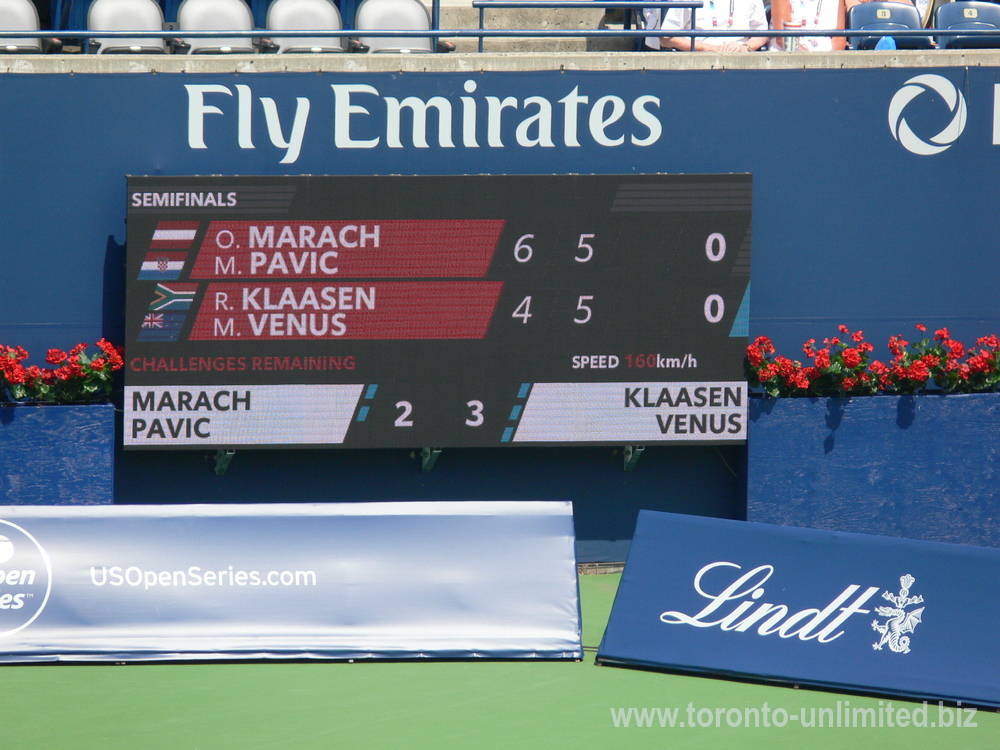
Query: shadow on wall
[
  {"left": 116, "top": 443, "right": 743, "bottom": 562},
  {"left": 103, "top": 234, "right": 127, "bottom": 346}
]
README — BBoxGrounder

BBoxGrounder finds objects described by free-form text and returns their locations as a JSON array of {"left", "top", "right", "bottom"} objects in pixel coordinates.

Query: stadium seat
[
  {"left": 87, "top": 0, "right": 167, "bottom": 52},
  {"left": 847, "top": 1, "right": 933, "bottom": 48},
  {"left": 162, "top": 0, "right": 265, "bottom": 27},
  {"left": 935, "top": 1, "right": 1000, "bottom": 47},
  {"left": 354, "top": 0, "right": 432, "bottom": 52},
  {"left": 176, "top": 0, "right": 255, "bottom": 53},
  {"left": 0, "top": 0, "right": 42, "bottom": 52},
  {"left": 266, "top": 0, "right": 344, "bottom": 52}
]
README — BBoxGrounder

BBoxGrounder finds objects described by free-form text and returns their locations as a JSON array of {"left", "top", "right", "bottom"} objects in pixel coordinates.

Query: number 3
[{"left": 466, "top": 400, "right": 484, "bottom": 426}]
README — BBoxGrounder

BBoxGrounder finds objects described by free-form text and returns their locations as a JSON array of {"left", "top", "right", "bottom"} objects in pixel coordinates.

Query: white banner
[
  {"left": 124, "top": 384, "right": 364, "bottom": 446},
  {"left": 0, "top": 502, "right": 581, "bottom": 662},
  {"left": 513, "top": 382, "right": 747, "bottom": 443}
]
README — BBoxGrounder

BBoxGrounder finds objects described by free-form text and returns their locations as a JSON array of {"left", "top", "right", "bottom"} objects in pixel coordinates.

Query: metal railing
[
  {"left": 3, "top": 0, "right": 999, "bottom": 55},
  {"left": 473, "top": 0, "right": 701, "bottom": 52}
]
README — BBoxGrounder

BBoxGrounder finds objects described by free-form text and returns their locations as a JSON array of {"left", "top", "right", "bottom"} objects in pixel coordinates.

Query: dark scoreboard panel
[{"left": 124, "top": 175, "right": 751, "bottom": 449}]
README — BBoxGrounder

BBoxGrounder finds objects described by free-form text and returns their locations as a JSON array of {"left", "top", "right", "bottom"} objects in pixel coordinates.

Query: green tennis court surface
[{"left": 1, "top": 572, "right": 996, "bottom": 749}]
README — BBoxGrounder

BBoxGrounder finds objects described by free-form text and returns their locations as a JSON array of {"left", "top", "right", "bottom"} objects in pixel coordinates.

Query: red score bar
[
  {"left": 189, "top": 220, "right": 505, "bottom": 279},
  {"left": 188, "top": 281, "right": 505, "bottom": 340}
]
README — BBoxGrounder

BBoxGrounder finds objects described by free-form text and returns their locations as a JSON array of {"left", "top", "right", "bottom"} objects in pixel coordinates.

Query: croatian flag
[
  {"left": 150, "top": 221, "right": 199, "bottom": 250},
  {"left": 138, "top": 252, "right": 187, "bottom": 280}
]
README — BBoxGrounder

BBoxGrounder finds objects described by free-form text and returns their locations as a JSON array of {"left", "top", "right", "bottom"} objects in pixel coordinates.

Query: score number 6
[{"left": 514, "top": 234, "right": 596, "bottom": 263}]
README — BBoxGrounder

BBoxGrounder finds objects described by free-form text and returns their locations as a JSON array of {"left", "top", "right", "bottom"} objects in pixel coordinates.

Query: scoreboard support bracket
[
  {"left": 421, "top": 447, "right": 442, "bottom": 473},
  {"left": 214, "top": 449, "right": 236, "bottom": 477},
  {"left": 623, "top": 445, "right": 645, "bottom": 471}
]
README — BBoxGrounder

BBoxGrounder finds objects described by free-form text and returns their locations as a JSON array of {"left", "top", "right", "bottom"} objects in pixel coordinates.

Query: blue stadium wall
[{"left": 2, "top": 55, "right": 998, "bottom": 560}]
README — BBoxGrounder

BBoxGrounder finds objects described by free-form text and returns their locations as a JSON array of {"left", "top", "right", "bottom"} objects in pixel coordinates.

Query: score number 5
[
  {"left": 513, "top": 233, "right": 595, "bottom": 264},
  {"left": 513, "top": 294, "right": 593, "bottom": 325},
  {"left": 513, "top": 234, "right": 595, "bottom": 325}
]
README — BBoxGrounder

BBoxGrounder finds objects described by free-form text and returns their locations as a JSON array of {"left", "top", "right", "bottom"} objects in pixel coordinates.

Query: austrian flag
[{"left": 150, "top": 221, "right": 199, "bottom": 249}]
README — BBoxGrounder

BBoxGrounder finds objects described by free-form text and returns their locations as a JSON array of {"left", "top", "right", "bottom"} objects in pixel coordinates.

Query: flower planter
[
  {"left": 746, "top": 393, "right": 1000, "bottom": 549},
  {"left": 0, "top": 403, "right": 115, "bottom": 505}
]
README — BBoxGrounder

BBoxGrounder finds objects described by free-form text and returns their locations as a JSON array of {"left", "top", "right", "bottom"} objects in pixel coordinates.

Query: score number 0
[{"left": 704, "top": 232, "right": 726, "bottom": 324}]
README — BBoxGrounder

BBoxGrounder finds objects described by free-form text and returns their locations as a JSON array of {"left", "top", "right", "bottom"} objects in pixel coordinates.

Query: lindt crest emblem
[{"left": 872, "top": 574, "right": 924, "bottom": 654}]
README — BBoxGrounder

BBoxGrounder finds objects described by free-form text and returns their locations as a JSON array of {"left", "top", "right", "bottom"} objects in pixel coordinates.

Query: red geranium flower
[
  {"left": 919, "top": 354, "right": 939, "bottom": 368},
  {"left": 888, "top": 335, "right": 908, "bottom": 357},
  {"left": 977, "top": 334, "right": 1000, "bottom": 349},
  {"left": 1, "top": 341, "right": 125, "bottom": 404},
  {"left": 968, "top": 354, "right": 991, "bottom": 373},
  {"left": 758, "top": 364, "right": 778, "bottom": 381},
  {"left": 46, "top": 349, "right": 68, "bottom": 365},
  {"left": 909, "top": 361, "right": 930, "bottom": 382},
  {"left": 774, "top": 356, "right": 797, "bottom": 377}
]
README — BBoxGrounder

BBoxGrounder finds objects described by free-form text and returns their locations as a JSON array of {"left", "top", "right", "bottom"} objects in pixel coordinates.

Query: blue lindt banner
[
  {"left": 597, "top": 511, "right": 1000, "bottom": 707},
  {"left": 0, "top": 502, "right": 581, "bottom": 662}
]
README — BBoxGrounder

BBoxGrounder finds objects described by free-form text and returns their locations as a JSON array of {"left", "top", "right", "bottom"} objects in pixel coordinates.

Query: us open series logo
[{"left": 0, "top": 520, "right": 53, "bottom": 638}]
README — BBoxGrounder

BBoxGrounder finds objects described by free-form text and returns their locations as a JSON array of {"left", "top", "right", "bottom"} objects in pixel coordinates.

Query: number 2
[{"left": 394, "top": 401, "right": 413, "bottom": 427}]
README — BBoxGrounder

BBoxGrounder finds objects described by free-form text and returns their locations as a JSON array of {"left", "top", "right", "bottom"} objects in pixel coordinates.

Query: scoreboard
[{"left": 124, "top": 174, "right": 751, "bottom": 449}]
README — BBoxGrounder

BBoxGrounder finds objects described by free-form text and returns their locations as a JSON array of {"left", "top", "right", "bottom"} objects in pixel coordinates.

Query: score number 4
[
  {"left": 513, "top": 233, "right": 595, "bottom": 324},
  {"left": 513, "top": 294, "right": 592, "bottom": 325}
]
